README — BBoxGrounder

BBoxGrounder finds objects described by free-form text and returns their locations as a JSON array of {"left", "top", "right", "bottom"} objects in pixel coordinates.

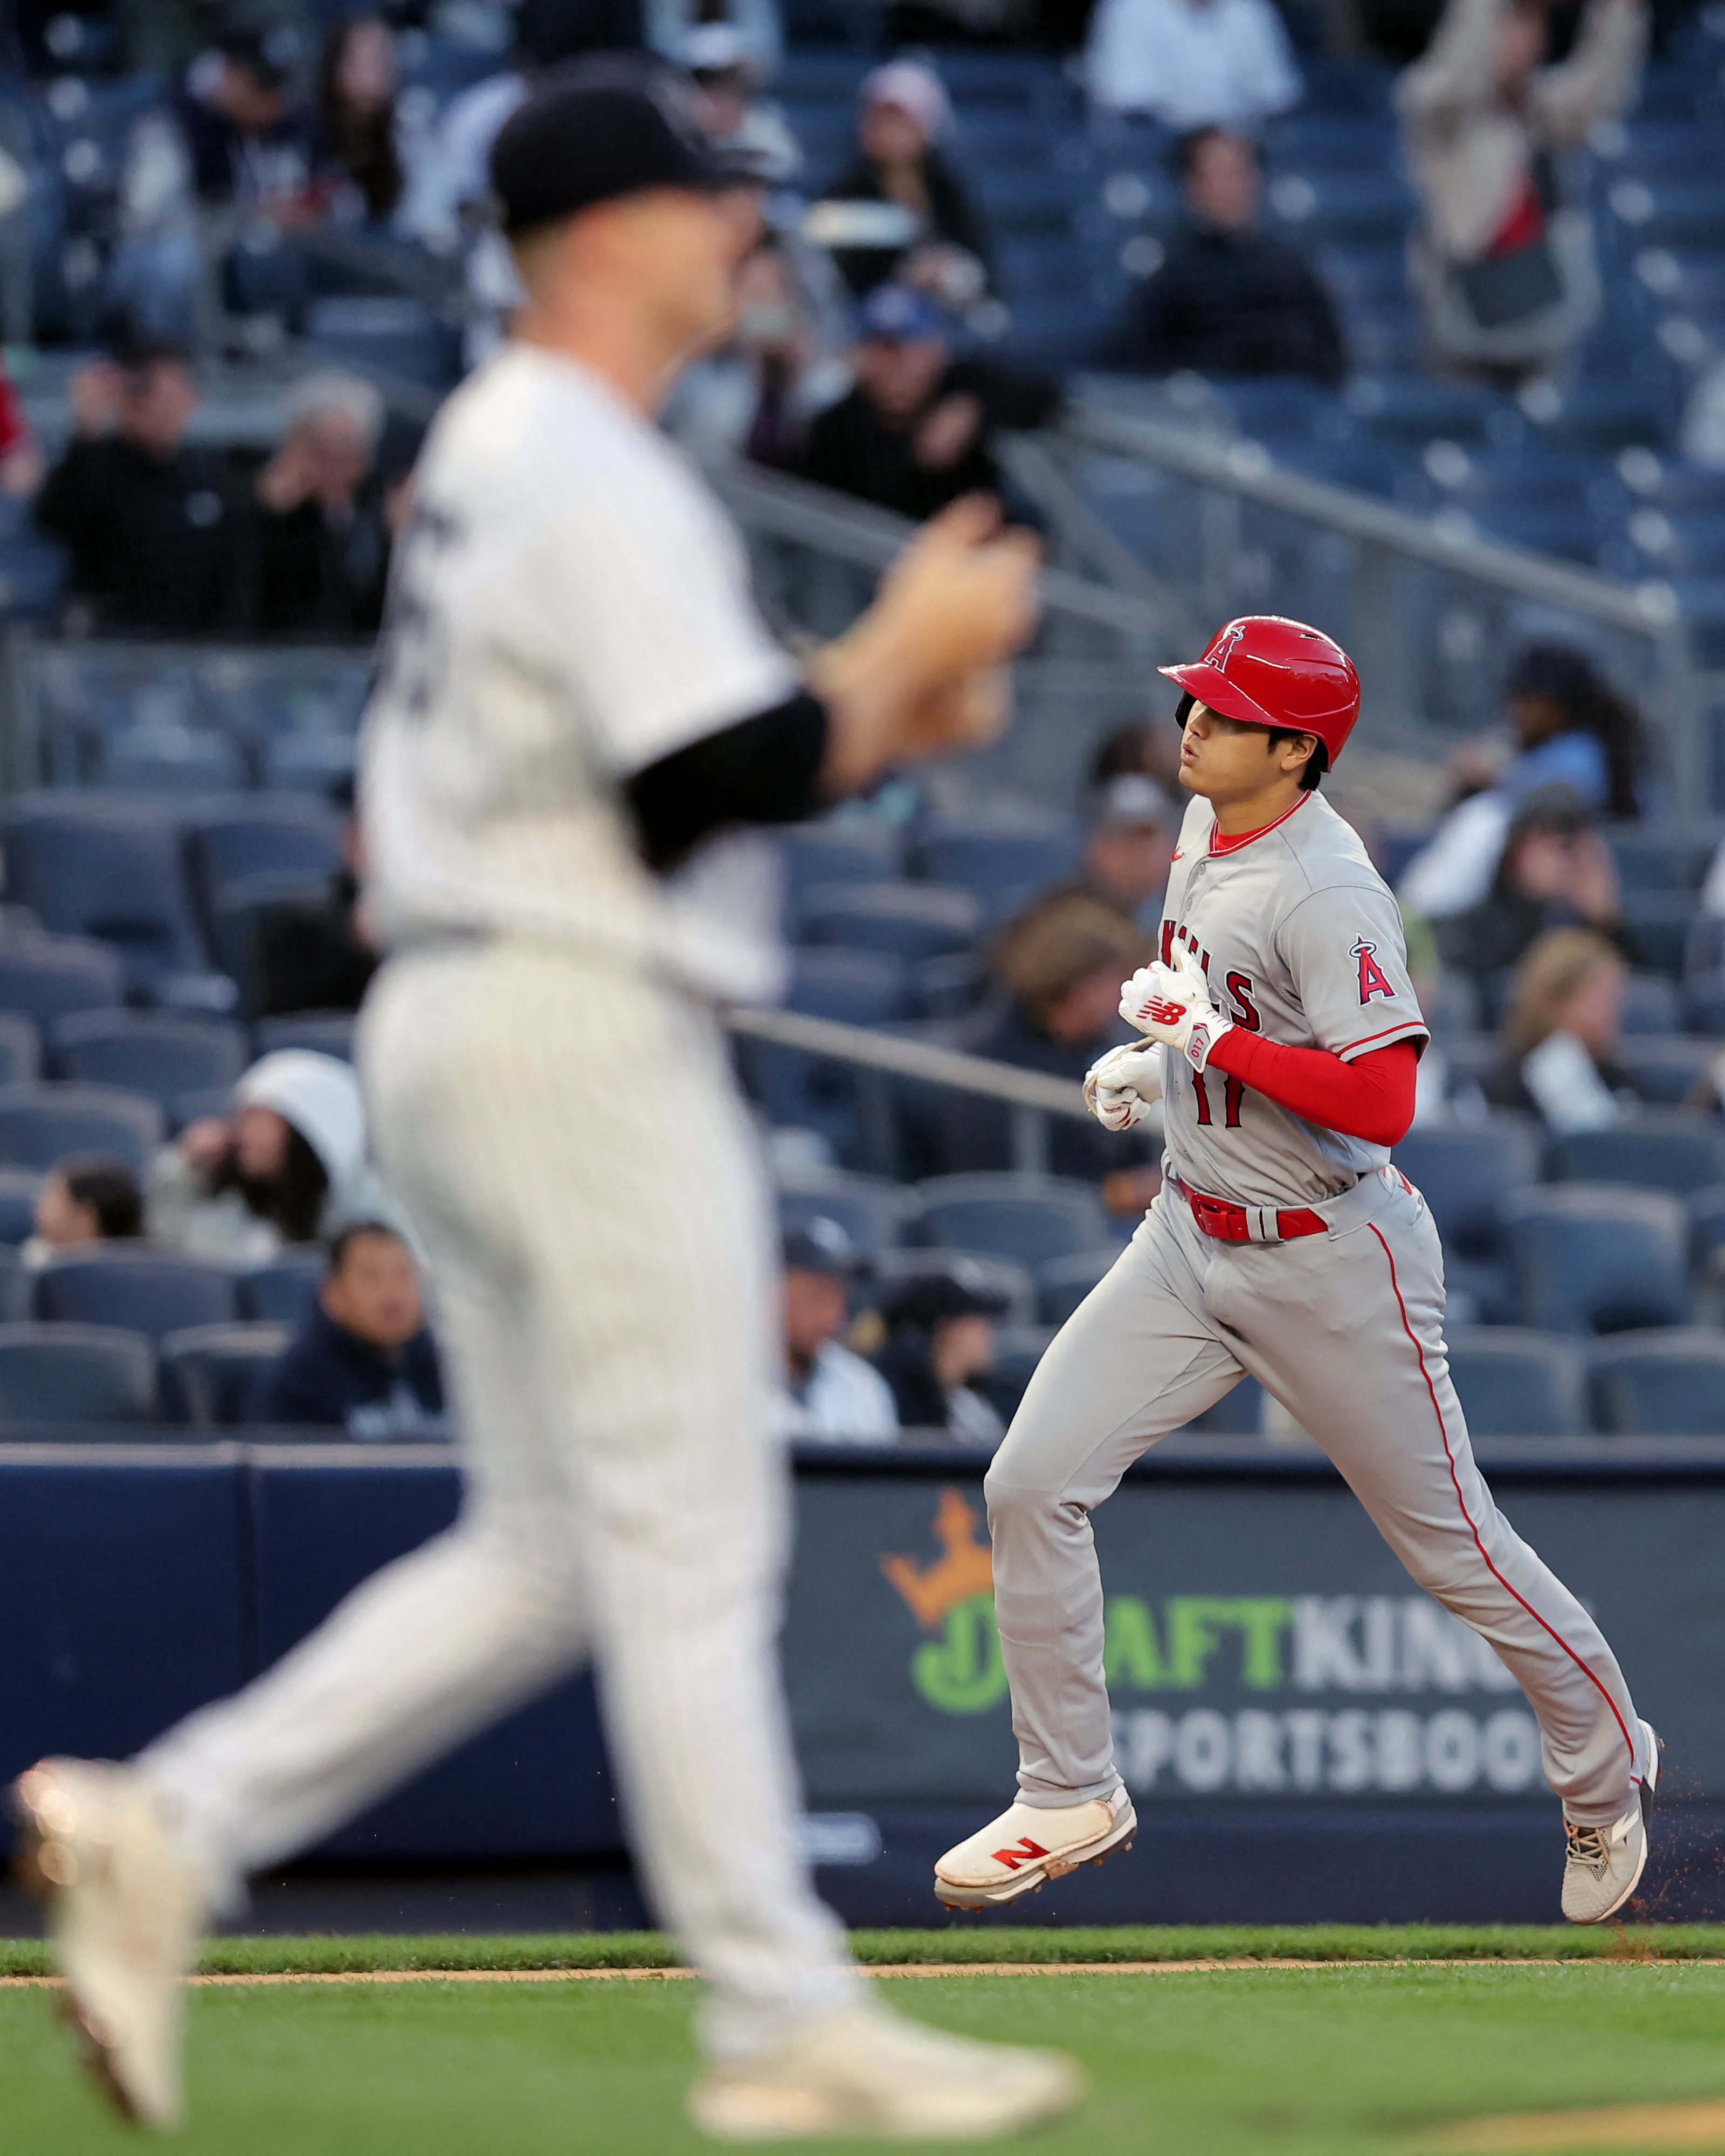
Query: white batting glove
[
  {"left": 1119, "top": 945, "right": 1234, "bottom": 1074},
  {"left": 1083, "top": 1041, "right": 1165, "bottom": 1130}
]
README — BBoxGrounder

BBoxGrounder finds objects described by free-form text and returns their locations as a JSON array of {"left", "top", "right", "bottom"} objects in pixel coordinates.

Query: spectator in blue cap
[
  {"left": 801, "top": 282, "right": 1059, "bottom": 521},
  {"left": 774, "top": 1218, "right": 899, "bottom": 1444}
]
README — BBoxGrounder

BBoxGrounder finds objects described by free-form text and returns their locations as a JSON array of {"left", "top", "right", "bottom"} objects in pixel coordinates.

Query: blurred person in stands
[
  {"left": 1397, "top": 0, "right": 1647, "bottom": 385},
  {"left": 251, "top": 369, "right": 392, "bottom": 637},
  {"left": 679, "top": 23, "right": 801, "bottom": 185},
  {"left": 873, "top": 1268, "right": 1007, "bottom": 1444},
  {"left": 1436, "top": 784, "right": 1630, "bottom": 990},
  {"left": 175, "top": 32, "right": 315, "bottom": 216},
  {"left": 818, "top": 62, "right": 996, "bottom": 309},
  {"left": 257, "top": 1220, "right": 442, "bottom": 1435},
  {"left": 662, "top": 233, "right": 847, "bottom": 469},
  {"left": 1048, "top": 773, "right": 1178, "bottom": 930},
  {"left": 1399, "top": 643, "right": 1650, "bottom": 918},
  {"left": 254, "top": 776, "right": 379, "bottom": 1018},
  {"left": 774, "top": 1218, "right": 899, "bottom": 1443},
  {"left": 36, "top": 343, "right": 249, "bottom": 634},
  {"left": 963, "top": 890, "right": 1161, "bottom": 1205},
  {"left": 0, "top": 357, "right": 40, "bottom": 496},
  {"left": 313, "top": 15, "right": 430, "bottom": 230},
  {"left": 802, "top": 283, "right": 1060, "bottom": 521},
  {"left": 1483, "top": 925, "right": 1632, "bottom": 1131},
  {"left": 1085, "top": 0, "right": 1301, "bottom": 129},
  {"left": 1090, "top": 715, "right": 1184, "bottom": 794},
  {"left": 149, "top": 1049, "right": 384, "bottom": 1265},
  {"left": 648, "top": 0, "right": 784, "bottom": 73},
  {"left": 1096, "top": 129, "right": 1346, "bottom": 385},
  {"left": 22, "top": 1156, "right": 144, "bottom": 1270}
]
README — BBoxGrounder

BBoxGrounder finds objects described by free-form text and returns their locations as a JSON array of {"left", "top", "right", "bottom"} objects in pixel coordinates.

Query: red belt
[{"left": 1169, "top": 1173, "right": 1327, "bottom": 1246}]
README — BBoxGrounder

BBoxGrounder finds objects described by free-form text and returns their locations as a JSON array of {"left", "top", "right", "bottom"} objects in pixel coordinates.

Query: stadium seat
[
  {"left": 0, "top": 935, "right": 123, "bottom": 1028},
  {"left": 237, "top": 1249, "right": 323, "bottom": 1328},
  {"left": 909, "top": 814, "right": 1080, "bottom": 921},
  {"left": 1589, "top": 1328, "right": 1725, "bottom": 1436},
  {"left": 0, "top": 1167, "right": 43, "bottom": 1244},
  {"left": 1505, "top": 1185, "right": 1692, "bottom": 1334},
  {"left": 0, "top": 1322, "right": 157, "bottom": 1423},
  {"left": 1185, "top": 1373, "right": 1266, "bottom": 1435},
  {"left": 254, "top": 1013, "right": 357, "bottom": 1062},
  {"left": 0, "top": 1246, "right": 27, "bottom": 1323},
  {"left": 782, "top": 822, "right": 903, "bottom": 907},
  {"left": 184, "top": 797, "right": 344, "bottom": 926},
  {"left": 905, "top": 1173, "right": 1113, "bottom": 1268},
  {"left": 1391, "top": 1119, "right": 1539, "bottom": 1318},
  {"left": 264, "top": 733, "right": 356, "bottom": 793},
  {"left": 161, "top": 1321, "right": 291, "bottom": 1426},
  {"left": 1036, "top": 1247, "right": 1122, "bottom": 1325},
  {"left": 1619, "top": 892, "right": 1698, "bottom": 978},
  {"left": 1543, "top": 1114, "right": 1725, "bottom": 1199},
  {"left": 784, "top": 949, "right": 907, "bottom": 1026},
  {"left": 866, "top": 1247, "right": 1037, "bottom": 1328},
  {"left": 798, "top": 882, "right": 983, "bottom": 964},
  {"left": 0, "top": 796, "right": 210, "bottom": 995},
  {"left": 1618, "top": 971, "right": 1684, "bottom": 1033},
  {"left": 1612, "top": 1036, "right": 1719, "bottom": 1105},
  {"left": 984, "top": 1323, "right": 1058, "bottom": 1418},
  {"left": 0, "top": 1013, "right": 38, "bottom": 1085},
  {"left": 47, "top": 1012, "right": 249, "bottom": 1111},
  {"left": 204, "top": 871, "right": 332, "bottom": 1014},
  {"left": 103, "top": 726, "right": 246, "bottom": 797},
  {"left": 776, "top": 1173, "right": 910, "bottom": 1257},
  {"left": 34, "top": 1250, "right": 239, "bottom": 1342},
  {"left": 0, "top": 1082, "right": 163, "bottom": 1171},
  {"left": 1444, "top": 1326, "right": 1586, "bottom": 1438}
]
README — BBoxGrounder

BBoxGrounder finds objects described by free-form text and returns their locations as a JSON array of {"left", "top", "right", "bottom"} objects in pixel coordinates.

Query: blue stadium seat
[
  {"left": 0, "top": 935, "right": 123, "bottom": 1027},
  {"left": 47, "top": 1012, "right": 249, "bottom": 1111},
  {"left": 1445, "top": 1326, "right": 1586, "bottom": 1438},
  {"left": 161, "top": 1321, "right": 291, "bottom": 1426},
  {"left": 986, "top": 1323, "right": 1058, "bottom": 1417},
  {"left": 905, "top": 1173, "right": 1112, "bottom": 1268},
  {"left": 0, "top": 1082, "right": 163, "bottom": 1171},
  {"left": 777, "top": 1174, "right": 910, "bottom": 1257},
  {"left": 253, "top": 1013, "right": 356, "bottom": 1062},
  {"left": 1612, "top": 1036, "right": 1719, "bottom": 1105},
  {"left": 305, "top": 296, "right": 461, "bottom": 392},
  {"left": 0, "top": 797, "right": 210, "bottom": 996},
  {"left": 1618, "top": 970, "right": 1683, "bottom": 1033},
  {"left": 1185, "top": 1373, "right": 1267, "bottom": 1435},
  {"left": 910, "top": 814, "right": 1080, "bottom": 920},
  {"left": 184, "top": 797, "right": 344, "bottom": 926},
  {"left": 798, "top": 883, "right": 983, "bottom": 964},
  {"left": 784, "top": 950, "right": 907, "bottom": 1026},
  {"left": 1268, "top": 170, "right": 1415, "bottom": 247},
  {"left": 1618, "top": 892, "right": 1699, "bottom": 978},
  {"left": 1506, "top": 1185, "right": 1692, "bottom": 1335},
  {"left": 1589, "top": 1328, "right": 1725, "bottom": 1436},
  {"left": 782, "top": 822, "right": 903, "bottom": 908},
  {"left": 102, "top": 727, "right": 246, "bottom": 797},
  {"left": 1392, "top": 1117, "right": 1540, "bottom": 1259},
  {"left": 0, "top": 1013, "right": 39, "bottom": 1084},
  {"left": 263, "top": 733, "right": 356, "bottom": 794},
  {"left": 238, "top": 1249, "right": 324, "bottom": 1328},
  {"left": 1346, "top": 374, "right": 1513, "bottom": 445},
  {"left": 34, "top": 1250, "right": 239, "bottom": 1342},
  {"left": 866, "top": 1247, "right": 1037, "bottom": 1328},
  {"left": 1036, "top": 1246, "right": 1121, "bottom": 1324},
  {"left": 1543, "top": 1115, "right": 1725, "bottom": 1199},
  {"left": 0, "top": 1168, "right": 44, "bottom": 1245},
  {"left": 0, "top": 1322, "right": 156, "bottom": 1423}
]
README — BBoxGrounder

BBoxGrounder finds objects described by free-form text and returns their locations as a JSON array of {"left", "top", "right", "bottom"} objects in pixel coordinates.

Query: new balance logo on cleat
[{"left": 989, "top": 1839, "right": 1048, "bottom": 1871}]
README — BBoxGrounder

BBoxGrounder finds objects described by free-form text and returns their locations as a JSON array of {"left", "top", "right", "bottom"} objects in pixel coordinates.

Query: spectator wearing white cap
[
  {"left": 774, "top": 1219, "right": 900, "bottom": 1445},
  {"left": 147, "top": 1049, "right": 390, "bottom": 1264},
  {"left": 251, "top": 369, "right": 395, "bottom": 637},
  {"left": 1085, "top": 0, "right": 1301, "bottom": 129},
  {"left": 678, "top": 23, "right": 802, "bottom": 185},
  {"left": 817, "top": 61, "right": 996, "bottom": 308},
  {"left": 1071, "top": 772, "right": 1178, "bottom": 930},
  {"left": 645, "top": 0, "right": 784, "bottom": 75}
]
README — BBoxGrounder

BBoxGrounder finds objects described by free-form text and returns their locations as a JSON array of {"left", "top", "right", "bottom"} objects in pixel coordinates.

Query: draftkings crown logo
[{"left": 880, "top": 1488, "right": 1007, "bottom": 1713}]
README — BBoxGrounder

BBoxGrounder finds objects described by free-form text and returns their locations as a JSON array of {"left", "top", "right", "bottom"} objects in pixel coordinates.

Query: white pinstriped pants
[{"left": 140, "top": 939, "right": 859, "bottom": 2061}]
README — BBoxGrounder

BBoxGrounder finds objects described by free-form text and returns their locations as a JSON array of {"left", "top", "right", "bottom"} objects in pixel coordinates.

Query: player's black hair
[{"left": 1175, "top": 689, "right": 1325, "bottom": 787}]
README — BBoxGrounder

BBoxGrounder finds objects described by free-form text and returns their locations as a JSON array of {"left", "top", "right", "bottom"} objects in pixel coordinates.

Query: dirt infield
[{"left": 1426, "top": 2097, "right": 1725, "bottom": 2150}]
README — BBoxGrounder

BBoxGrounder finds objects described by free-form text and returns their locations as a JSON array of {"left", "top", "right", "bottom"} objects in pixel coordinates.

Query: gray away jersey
[
  {"left": 1157, "top": 788, "right": 1427, "bottom": 1207},
  {"left": 360, "top": 343, "right": 799, "bottom": 1005}
]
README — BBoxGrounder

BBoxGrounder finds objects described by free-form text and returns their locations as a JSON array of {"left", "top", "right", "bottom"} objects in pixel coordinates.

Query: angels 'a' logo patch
[{"left": 1353, "top": 936, "right": 1394, "bottom": 1004}]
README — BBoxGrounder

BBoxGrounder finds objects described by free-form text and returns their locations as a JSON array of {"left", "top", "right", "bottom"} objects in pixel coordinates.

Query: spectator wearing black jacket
[
  {"left": 257, "top": 1221, "right": 443, "bottom": 1436},
  {"left": 251, "top": 371, "right": 394, "bottom": 638},
  {"left": 1099, "top": 128, "right": 1346, "bottom": 384},
  {"left": 1435, "top": 784, "right": 1632, "bottom": 996},
  {"left": 872, "top": 1268, "right": 1008, "bottom": 1444},
  {"left": 176, "top": 33, "right": 315, "bottom": 211},
  {"left": 36, "top": 344, "right": 250, "bottom": 634},
  {"left": 802, "top": 284, "right": 1060, "bottom": 522}
]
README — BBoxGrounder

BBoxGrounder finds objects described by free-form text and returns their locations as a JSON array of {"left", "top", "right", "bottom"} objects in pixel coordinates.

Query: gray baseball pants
[{"left": 986, "top": 1167, "right": 1650, "bottom": 1829}]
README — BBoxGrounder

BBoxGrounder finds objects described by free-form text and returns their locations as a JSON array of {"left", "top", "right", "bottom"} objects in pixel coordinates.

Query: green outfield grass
[
  {"left": 5, "top": 1923, "right": 1725, "bottom": 1978},
  {"left": 4, "top": 1960, "right": 1725, "bottom": 2154}
]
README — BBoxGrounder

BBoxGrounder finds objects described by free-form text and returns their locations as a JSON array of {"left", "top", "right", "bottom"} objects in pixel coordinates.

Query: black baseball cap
[
  {"left": 489, "top": 58, "right": 756, "bottom": 236},
  {"left": 782, "top": 1217, "right": 861, "bottom": 1279}
]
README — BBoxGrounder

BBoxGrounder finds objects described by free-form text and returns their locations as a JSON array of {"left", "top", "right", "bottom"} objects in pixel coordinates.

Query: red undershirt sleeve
[{"left": 1203, "top": 1034, "right": 1420, "bottom": 1147}]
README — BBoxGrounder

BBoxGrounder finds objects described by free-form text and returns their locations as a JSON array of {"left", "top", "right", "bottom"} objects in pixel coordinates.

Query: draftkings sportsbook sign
[{"left": 781, "top": 1470, "right": 1721, "bottom": 1808}]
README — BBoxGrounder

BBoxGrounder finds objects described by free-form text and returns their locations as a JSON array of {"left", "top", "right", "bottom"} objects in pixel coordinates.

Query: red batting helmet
[{"left": 1160, "top": 616, "right": 1360, "bottom": 765}]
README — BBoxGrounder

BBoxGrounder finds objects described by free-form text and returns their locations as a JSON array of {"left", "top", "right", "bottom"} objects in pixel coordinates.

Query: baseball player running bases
[
  {"left": 934, "top": 615, "right": 1661, "bottom": 1924},
  {"left": 11, "top": 63, "right": 1081, "bottom": 2140}
]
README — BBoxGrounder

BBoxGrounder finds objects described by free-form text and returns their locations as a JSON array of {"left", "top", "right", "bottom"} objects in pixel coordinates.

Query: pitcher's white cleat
[
  {"left": 933, "top": 1786, "right": 1136, "bottom": 1910},
  {"left": 688, "top": 1997, "right": 1082, "bottom": 2140},
  {"left": 1562, "top": 1719, "right": 1662, "bottom": 1925},
  {"left": 11, "top": 1757, "right": 203, "bottom": 2129}
]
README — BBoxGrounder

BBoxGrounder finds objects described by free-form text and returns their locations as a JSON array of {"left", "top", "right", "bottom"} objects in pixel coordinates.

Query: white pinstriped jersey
[
  {"left": 1158, "top": 787, "right": 1427, "bottom": 1207},
  {"left": 361, "top": 342, "right": 799, "bottom": 1003}
]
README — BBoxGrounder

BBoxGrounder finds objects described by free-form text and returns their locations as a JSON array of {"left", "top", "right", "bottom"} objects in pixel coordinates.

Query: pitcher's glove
[
  {"left": 1120, "top": 945, "right": 1233, "bottom": 1074},
  {"left": 1084, "top": 1041, "right": 1165, "bottom": 1130}
]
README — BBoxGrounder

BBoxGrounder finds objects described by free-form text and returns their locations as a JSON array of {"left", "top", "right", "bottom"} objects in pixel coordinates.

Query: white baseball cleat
[
  {"left": 688, "top": 1996, "right": 1083, "bottom": 2140},
  {"left": 933, "top": 1786, "right": 1136, "bottom": 1910},
  {"left": 1561, "top": 1719, "right": 1662, "bottom": 1925},
  {"left": 11, "top": 1757, "right": 203, "bottom": 2129}
]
